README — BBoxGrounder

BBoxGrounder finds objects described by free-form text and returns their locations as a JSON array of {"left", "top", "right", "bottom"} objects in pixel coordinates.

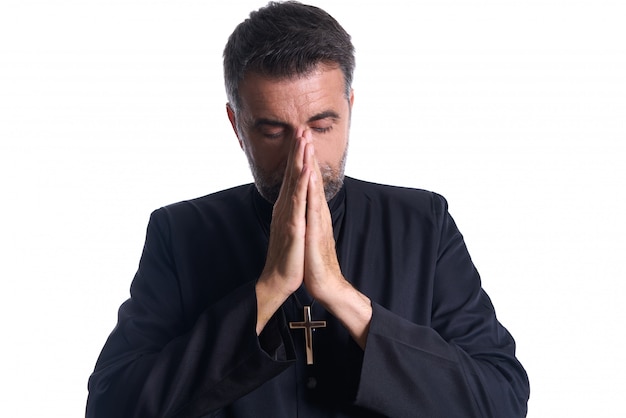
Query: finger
[
  {"left": 306, "top": 142, "right": 335, "bottom": 238},
  {"left": 306, "top": 143, "right": 323, "bottom": 225},
  {"left": 281, "top": 128, "right": 312, "bottom": 205},
  {"left": 287, "top": 135, "right": 307, "bottom": 183},
  {"left": 293, "top": 155, "right": 311, "bottom": 221},
  {"left": 308, "top": 141, "right": 327, "bottom": 200},
  {"left": 286, "top": 136, "right": 306, "bottom": 191},
  {"left": 277, "top": 135, "right": 307, "bottom": 204},
  {"left": 300, "top": 128, "right": 312, "bottom": 143}
]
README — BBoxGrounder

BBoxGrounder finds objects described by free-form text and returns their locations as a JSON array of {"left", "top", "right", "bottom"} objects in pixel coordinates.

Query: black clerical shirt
[{"left": 86, "top": 177, "right": 530, "bottom": 417}]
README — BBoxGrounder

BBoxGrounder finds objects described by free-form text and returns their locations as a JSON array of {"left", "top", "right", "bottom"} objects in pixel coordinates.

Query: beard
[{"left": 245, "top": 146, "right": 348, "bottom": 204}]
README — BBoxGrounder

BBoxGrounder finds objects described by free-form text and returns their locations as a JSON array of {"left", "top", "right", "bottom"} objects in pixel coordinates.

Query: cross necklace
[{"left": 289, "top": 297, "right": 326, "bottom": 365}]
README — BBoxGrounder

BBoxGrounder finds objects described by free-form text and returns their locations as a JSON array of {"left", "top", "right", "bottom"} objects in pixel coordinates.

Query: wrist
[
  {"left": 258, "top": 269, "right": 300, "bottom": 300},
  {"left": 319, "top": 279, "right": 372, "bottom": 349},
  {"left": 255, "top": 273, "right": 296, "bottom": 335}
]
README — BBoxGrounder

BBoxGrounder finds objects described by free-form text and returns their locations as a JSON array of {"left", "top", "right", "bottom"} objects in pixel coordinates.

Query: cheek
[
  {"left": 316, "top": 133, "right": 348, "bottom": 165},
  {"left": 247, "top": 139, "right": 290, "bottom": 171}
]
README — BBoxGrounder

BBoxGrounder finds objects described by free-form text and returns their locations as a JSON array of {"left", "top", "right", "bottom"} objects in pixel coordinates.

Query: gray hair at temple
[{"left": 223, "top": 1, "right": 355, "bottom": 112}]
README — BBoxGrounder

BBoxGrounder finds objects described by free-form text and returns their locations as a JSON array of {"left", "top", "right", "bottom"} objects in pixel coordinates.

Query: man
[{"left": 86, "top": 2, "right": 530, "bottom": 417}]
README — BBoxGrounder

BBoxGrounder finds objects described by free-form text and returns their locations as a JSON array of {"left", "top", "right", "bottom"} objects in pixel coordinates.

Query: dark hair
[{"left": 223, "top": 1, "right": 355, "bottom": 111}]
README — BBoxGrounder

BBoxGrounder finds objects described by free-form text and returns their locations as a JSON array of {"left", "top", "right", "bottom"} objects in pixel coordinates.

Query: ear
[
  {"left": 349, "top": 89, "right": 355, "bottom": 109},
  {"left": 226, "top": 103, "right": 244, "bottom": 150}
]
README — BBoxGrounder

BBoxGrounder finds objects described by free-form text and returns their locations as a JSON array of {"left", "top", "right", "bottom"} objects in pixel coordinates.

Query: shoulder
[
  {"left": 344, "top": 177, "right": 448, "bottom": 217},
  {"left": 148, "top": 183, "right": 256, "bottom": 227}
]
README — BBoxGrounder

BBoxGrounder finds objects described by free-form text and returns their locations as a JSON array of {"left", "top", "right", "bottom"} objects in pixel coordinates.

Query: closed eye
[
  {"left": 254, "top": 120, "right": 287, "bottom": 139},
  {"left": 262, "top": 129, "right": 284, "bottom": 139},
  {"left": 312, "top": 126, "right": 333, "bottom": 134},
  {"left": 309, "top": 111, "right": 339, "bottom": 135}
]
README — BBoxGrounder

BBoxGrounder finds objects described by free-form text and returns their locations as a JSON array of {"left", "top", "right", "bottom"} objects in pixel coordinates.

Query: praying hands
[{"left": 255, "top": 131, "right": 371, "bottom": 349}]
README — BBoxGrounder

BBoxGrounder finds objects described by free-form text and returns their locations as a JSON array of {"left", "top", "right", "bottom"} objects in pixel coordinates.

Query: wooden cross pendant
[{"left": 289, "top": 305, "right": 326, "bottom": 365}]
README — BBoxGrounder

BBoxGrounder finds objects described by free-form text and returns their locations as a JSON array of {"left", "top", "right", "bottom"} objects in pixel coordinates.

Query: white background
[{"left": 1, "top": 0, "right": 624, "bottom": 416}]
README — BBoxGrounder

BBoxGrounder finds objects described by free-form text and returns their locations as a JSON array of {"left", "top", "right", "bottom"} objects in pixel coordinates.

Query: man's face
[{"left": 227, "top": 64, "right": 354, "bottom": 203}]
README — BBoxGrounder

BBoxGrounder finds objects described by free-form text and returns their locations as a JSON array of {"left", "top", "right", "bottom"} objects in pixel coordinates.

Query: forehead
[{"left": 237, "top": 65, "right": 346, "bottom": 121}]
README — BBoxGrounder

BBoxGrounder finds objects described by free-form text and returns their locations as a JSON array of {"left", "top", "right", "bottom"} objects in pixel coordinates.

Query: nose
[{"left": 295, "top": 127, "right": 312, "bottom": 142}]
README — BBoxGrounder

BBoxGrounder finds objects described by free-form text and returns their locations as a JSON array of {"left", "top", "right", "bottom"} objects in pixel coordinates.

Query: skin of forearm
[
  {"left": 255, "top": 273, "right": 294, "bottom": 335},
  {"left": 314, "top": 278, "right": 372, "bottom": 350}
]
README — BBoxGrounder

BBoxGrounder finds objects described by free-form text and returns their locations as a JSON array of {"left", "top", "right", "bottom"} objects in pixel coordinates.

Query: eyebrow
[
  {"left": 307, "top": 110, "right": 340, "bottom": 123},
  {"left": 252, "top": 111, "right": 340, "bottom": 129}
]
